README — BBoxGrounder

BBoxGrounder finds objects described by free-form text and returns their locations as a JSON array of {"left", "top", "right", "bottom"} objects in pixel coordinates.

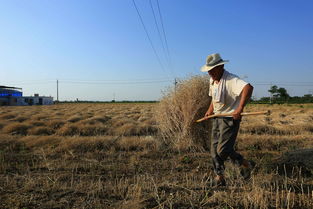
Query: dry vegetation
[
  {"left": 155, "top": 75, "right": 211, "bottom": 151},
  {"left": 0, "top": 102, "right": 313, "bottom": 208}
]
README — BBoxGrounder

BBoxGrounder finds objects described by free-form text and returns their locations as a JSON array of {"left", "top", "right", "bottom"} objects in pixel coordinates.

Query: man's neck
[{"left": 214, "top": 69, "right": 225, "bottom": 83}]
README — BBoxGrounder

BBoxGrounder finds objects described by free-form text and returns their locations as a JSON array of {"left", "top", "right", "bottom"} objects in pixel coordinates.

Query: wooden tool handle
[
  {"left": 240, "top": 111, "right": 269, "bottom": 116},
  {"left": 196, "top": 110, "right": 270, "bottom": 123}
]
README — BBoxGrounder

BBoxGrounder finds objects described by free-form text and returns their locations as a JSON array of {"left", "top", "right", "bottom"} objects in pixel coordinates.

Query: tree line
[{"left": 252, "top": 85, "right": 313, "bottom": 104}]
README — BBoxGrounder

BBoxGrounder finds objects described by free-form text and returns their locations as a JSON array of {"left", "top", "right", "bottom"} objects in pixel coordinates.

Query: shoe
[
  {"left": 212, "top": 175, "right": 226, "bottom": 187},
  {"left": 240, "top": 160, "right": 256, "bottom": 180}
]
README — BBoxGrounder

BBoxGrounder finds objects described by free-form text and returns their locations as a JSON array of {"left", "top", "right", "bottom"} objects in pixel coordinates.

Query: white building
[{"left": 18, "top": 94, "right": 54, "bottom": 105}]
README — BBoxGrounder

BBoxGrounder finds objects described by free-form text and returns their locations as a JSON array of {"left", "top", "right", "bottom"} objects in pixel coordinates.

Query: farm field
[{"left": 0, "top": 103, "right": 313, "bottom": 209}]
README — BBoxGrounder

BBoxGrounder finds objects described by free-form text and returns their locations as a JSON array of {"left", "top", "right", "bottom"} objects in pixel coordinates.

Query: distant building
[{"left": 0, "top": 85, "right": 53, "bottom": 106}]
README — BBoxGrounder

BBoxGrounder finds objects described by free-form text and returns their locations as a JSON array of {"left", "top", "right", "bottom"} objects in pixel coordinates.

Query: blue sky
[{"left": 1, "top": 0, "right": 312, "bottom": 101}]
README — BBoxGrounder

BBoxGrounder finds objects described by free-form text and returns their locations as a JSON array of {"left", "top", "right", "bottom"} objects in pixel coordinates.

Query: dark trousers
[{"left": 211, "top": 117, "right": 244, "bottom": 176}]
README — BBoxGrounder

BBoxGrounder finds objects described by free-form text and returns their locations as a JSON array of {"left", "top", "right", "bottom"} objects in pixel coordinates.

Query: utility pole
[
  {"left": 112, "top": 93, "right": 116, "bottom": 102},
  {"left": 269, "top": 82, "right": 272, "bottom": 104},
  {"left": 174, "top": 78, "right": 177, "bottom": 93},
  {"left": 57, "top": 79, "right": 59, "bottom": 102}
]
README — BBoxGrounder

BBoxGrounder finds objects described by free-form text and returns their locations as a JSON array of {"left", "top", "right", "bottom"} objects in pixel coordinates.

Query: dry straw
[{"left": 155, "top": 75, "right": 212, "bottom": 151}]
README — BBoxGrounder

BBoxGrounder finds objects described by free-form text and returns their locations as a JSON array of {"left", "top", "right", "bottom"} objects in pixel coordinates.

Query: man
[{"left": 201, "top": 53, "right": 255, "bottom": 186}]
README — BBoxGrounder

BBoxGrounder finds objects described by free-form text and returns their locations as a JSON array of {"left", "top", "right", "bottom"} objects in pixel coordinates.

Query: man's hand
[
  {"left": 232, "top": 108, "right": 243, "bottom": 120},
  {"left": 205, "top": 110, "right": 214, "bottom": 117}
]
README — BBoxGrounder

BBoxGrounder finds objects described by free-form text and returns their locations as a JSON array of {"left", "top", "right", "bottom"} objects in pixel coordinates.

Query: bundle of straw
[{"left": 155, "top": 75, "right": 212, "bottom": 151}]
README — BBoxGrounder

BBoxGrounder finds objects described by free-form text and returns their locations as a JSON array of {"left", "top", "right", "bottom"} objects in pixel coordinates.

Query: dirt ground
[{"left": 0, "top": 103, "right": 313, "bottom": 208}]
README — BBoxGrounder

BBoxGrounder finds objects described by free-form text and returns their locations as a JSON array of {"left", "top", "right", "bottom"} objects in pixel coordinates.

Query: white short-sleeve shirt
[{"left": 209, "top": 72, "right": 248, "bottom": 114}]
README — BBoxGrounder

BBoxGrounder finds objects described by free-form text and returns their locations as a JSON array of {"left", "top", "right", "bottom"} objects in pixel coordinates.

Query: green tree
[
  {"left": 268, "top": 85, "right": 279, "bottom": 98},
  {"left": 268, "top": 85, "right": 278, "bottom": 103},
  {"left": 277, "top": 87, "right": 290, "bottom": 99},
  {"left": 268, "top": 85, "right": 290, "bottom": 103}
]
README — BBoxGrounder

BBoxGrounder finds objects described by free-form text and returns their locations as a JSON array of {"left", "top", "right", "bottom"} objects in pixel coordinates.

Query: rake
[{"left": 196, "top": 110, "right": 270, "bottom": 123}]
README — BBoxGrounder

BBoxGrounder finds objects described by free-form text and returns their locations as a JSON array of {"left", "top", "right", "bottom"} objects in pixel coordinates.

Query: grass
[{"left": 0, "top": 103, "right": 312, "bottom": 208}]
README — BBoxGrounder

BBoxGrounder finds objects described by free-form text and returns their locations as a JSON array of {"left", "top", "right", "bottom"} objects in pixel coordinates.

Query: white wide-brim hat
[{"left": 200, "top": 53, "right": 229, "bottom": 72}]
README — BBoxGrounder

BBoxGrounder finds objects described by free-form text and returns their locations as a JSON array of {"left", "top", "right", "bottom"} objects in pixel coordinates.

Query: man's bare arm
[
  {"left": 205, "top": 101, "right": 214, "bottom": 117},
  {"left": 232, "top": 84, "right": 254, "bottom": 120}
]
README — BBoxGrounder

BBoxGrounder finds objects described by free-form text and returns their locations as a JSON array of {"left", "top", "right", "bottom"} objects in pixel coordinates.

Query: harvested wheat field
[{"left": 0, "top": 103, "right": 313, "bottom": 209}]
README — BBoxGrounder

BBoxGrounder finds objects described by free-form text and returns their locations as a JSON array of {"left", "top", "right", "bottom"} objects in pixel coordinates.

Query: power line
[
  {"left": 254, "top": 81, "right": 313, "bottom": 85},
  {"left": 6, "top": 80, "right": 172, "bottom": 85},
  {"left": 60, "top": 80, "right": 172, "bottom": 85},
  {"left": 131, "top": 0, "right": 167, "bottom": 75},
  {"left": 60, "top": 77, "right": 171, "bottom": 82},
  {"left": 149, "top": 0, "right": 168, "bottom": 67},
  {"left": 156, "top": 0, "right": 172, "bottom": 71},
  {"left": 2, "top": 79, "right": 55, "bottom": 82},
  {"left": 254, "top": 83, "right": 313, "bottom": 86},
  {"left": 253, "top": 81, "right": 313, "bottom": 84},
  {"left": 5, "top": 81, "right": 56, "bottom": 85},
  {"left": 4, "top": 78, "right": 313, "bottom": 86},
  {"left": 3, "top": 78, "right": 172, "bottom": 83}
]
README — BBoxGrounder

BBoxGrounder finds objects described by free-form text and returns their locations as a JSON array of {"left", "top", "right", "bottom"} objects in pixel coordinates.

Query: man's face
[{"left": 208, "top": 65, "right": 224, "bottom": 81}]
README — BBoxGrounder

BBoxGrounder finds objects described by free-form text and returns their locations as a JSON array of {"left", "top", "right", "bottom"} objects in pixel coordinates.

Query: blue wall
[{"left": 0, "top": 90, "right": 23, "bottom": 97}]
